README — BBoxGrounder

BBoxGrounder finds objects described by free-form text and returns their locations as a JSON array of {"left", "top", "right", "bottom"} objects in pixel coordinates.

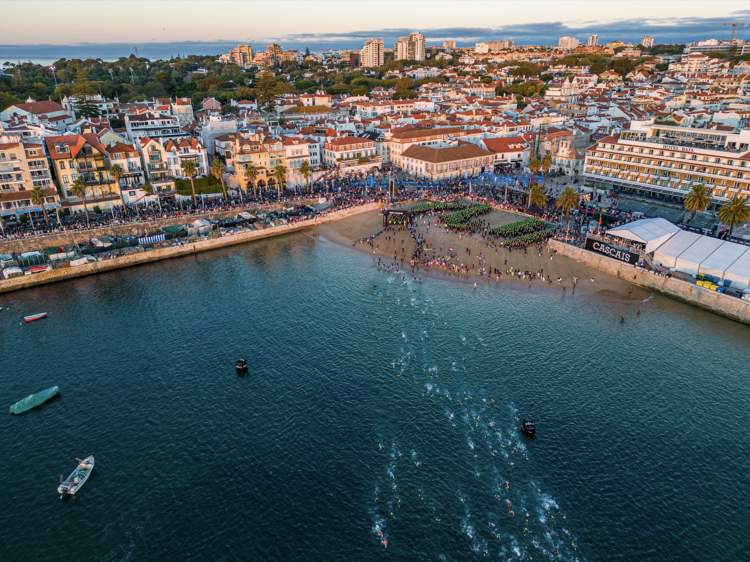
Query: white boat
[{"left": 58, "top": 456, "right": 95, "bottom": 498}]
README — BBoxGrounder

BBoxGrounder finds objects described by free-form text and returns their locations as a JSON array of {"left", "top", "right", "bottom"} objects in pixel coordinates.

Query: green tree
[
  {"left": 29, "top": 185, "right": 50, "bottom": 226},
  {"left": 142, "top": 182, "right": 161, "bottom": 213},
  {"left": 540, "top": 153, "right": 553, "bottom": 186},
  {"left": 610, "top": 58, "right": 635, "bottom": 76},
  {"left": 683, "top": 184, "right": 711, "bottom": 222},
  {"left": 181, "top": 160, "right": 198, "bottom": 203},
  {"left": 220, "top": 104, "right": 240, "bottom": 116},
  {"left": 589, "top": 62, "right": 607, "bottom": 75},
  {"left": 109, "top": 164, "right": 124, "bottom": 190},
  {"left": 0, "top": 91, "right": 22, "bottom": 112},
  {"left": 718, "top": 196, "right": 750, "bottom": 238},
  {"left": 254, "top": 73, "right": 278, "bottom": 112},
  {"left": 210, "top": 159, "right": 228, "bottom": 201},
  {"left": 272, "top": 164, "right": 287, "bottom": 198},
  {"left": 33, "top": 82, "right": 50, "bottom": 99},
  {"left": 528, "top": 157, "right": 541, "bottom": 177},
  {"left": 299, "top": 160, "right": 312, "bottom": 193},
  {"left": 244, "top": 163, "right": 258, "bottom": 199},
  {"left": 70, "top": 177, "right": 90, "bottom": 224},
  {"left": 394, "top": 76, "right": 415, "bottom": 90},
  {"left": 529, "top": 184, "right": 548, "bottom": 208},
  {"left": 556, "top": 186, "right": 579, "bottom": 233}
]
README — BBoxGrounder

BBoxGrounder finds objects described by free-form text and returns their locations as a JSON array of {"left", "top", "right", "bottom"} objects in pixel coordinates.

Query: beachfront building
[
  {"left": 323, "top": 136, "right": 382, "bottom": 176},
  {"left": 105, "top": 141, "right": 147, "bottom": 205},
  {"left": 399, "top": 141, "right": 494, "bottom": 180},
  {"left": 390, "top": 127, "right": 483, "bottom": 166},
  {"left": 234, "top": 134, "right": 287, "bottom": 193},
  {"left": 137, "top": 137, "right": 175, "bottom": 195},
  {"left": 44, "top": 134, "right": 121, "bottom": 213},
  {"left": 162, "top": 138, "right": 209, "bottom": 179},
  {"left": 281, "top": 136, "right": 312, "bottom": 189},
  {"left": 0, "top": 141, "right": 60, "bottom": 221},
  {"left": 584, "top": 120, "right": 750, "bottom": 207},
  {"left": 480, "top": 136, "right": 531, "bottom": 173}
]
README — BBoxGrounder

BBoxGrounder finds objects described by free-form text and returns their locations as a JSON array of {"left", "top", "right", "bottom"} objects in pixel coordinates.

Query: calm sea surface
[{"left": 1, "top": 232, "right": 749, "bottom": 561}]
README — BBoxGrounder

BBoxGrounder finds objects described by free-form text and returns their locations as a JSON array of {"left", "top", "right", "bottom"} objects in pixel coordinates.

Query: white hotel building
[{"left": 584, "top": 120, "right": 750, "bottom": 207}]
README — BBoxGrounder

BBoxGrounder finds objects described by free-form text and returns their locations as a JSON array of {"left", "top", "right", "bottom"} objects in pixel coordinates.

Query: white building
[
  {"left": 642, "top": 36, "right": 654, "bottom": 49},
  {"left": 106, "top": 141, "right": 148, "bottom": 205},
  {"left": 559, "top": 37, "right": 580, "bottom": 50},
  {"left": 395, "top": 32, "right": 426, "bottom": 62},
  {"left": 588, "top": 35, "right": 599, "bottom": 47},
  {"left": 361, "top": 39, "right": 385, "bottom": 68}
]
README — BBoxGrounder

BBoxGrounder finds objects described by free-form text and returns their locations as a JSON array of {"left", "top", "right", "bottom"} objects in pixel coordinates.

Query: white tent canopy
[
  {"left": 699, "top": 243, "right": 750, "bottom": 280},
  {"left": 673, "top": 236, "right": 724, "bottom": 277},
  {"left": 723, "top": 252, "right": 750, "bottom": 289},
  {"left": 607, "top": 218, "right": 681, "bottom": 253},
  {"left": 652, "top": 231, "right": 702, "bottom": 269}
]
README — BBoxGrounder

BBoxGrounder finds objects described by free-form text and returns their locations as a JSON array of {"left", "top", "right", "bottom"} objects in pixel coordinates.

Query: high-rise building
[
  {"left": 267, "top": 44, "right": 282, "bottom": 60},
  {"left": 475, "top": 40, "right": 514, "bottom": 54},
  {"left": 395, "top": 31, "right": 426, "bottom": 61},
  {"left": 641, "top": 36, "right": 654, "bottom": 49},
  {"left": 443, "top": 41, "right": 456, "bottom": 51},
  {"left": 558, "top": 37, "right": 580, "bottom": 50},
  {"left": 588, "top": 35, "right": 599, "bottom": 47},
  {"left": 360, "top": 38, "right": 384, "bottom": 67}
]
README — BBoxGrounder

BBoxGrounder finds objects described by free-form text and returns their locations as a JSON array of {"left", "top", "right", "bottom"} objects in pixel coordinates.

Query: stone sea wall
[
  {"left": 549, "top": 239, "right": 750, "bottom": 326},
  {"left": 0, "top": 200, "right": 317, "bottom": 255},
  {"left": 0, "top": 203, "right": 382, "bottom": 295}
]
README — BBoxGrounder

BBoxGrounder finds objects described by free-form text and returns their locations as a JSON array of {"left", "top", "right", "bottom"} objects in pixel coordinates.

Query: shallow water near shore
[{"left": 1, "top": 230, "right": 749, "bottom": 561}]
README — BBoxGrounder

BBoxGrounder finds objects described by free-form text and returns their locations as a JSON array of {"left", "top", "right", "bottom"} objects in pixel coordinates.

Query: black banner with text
[{"left": 585, "top": 238, "right": 640, "bottom": 264}]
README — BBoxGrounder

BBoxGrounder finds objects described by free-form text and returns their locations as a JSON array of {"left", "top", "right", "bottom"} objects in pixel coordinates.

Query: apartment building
[
  {"left": 584, "top": 120, "right": 750, "bottom": 206},
  {"left": 400, "top": 141, "right": 494, "bottom": 180},
  {"left": 218, "top": 44, "right": 254, "bottom": 67},
  {"left": 234, "top": 134, "right": 286, "bottom": 192},
  {"left": 124, "top": 111, "right": 189, "bottom": 142},
  {"left": 162, "top": 138, "right": 209, "bottom": 179},
  {"left": 361, "top": 39, "right": 385, "bottom": 68},
  {"left": 44, "top": 134, "right": 120, "bottom": 212},
  {"left": 323, "top": 136, "right": 382, "bottom": 175},
  {"left": 641, "top": 36, "right": 654, "bottom": 49},
  {"left": 281, "top": 137, "right": 312, "bottom": 188},
  {"left": 267, "top": 44, "right": 282, "bottom": 61},
  {"left": 395, "top": 32, "right": 426, "bottom": 61},
  {"left": 588, "top": 35, "right": 599, "bottom": 47},
  {"left": 138, "top": 137, "right": 174, "bottom": 194},
  {"left": 559, "top": 37, "right": 580, "bottom": 50},
  {"left": 475, "top": 40, "right": 514, "bottom": 54},
  {"left": 105, "top": 141, "right": 146, "bottom": 204},
  {"left": 0, "top": 142, "right": 59, "bottom": 219}
]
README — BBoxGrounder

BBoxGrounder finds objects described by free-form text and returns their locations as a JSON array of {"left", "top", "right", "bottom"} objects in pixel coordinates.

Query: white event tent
[{"left": 606, "top": 218, "right": 680, "bottom": 253}]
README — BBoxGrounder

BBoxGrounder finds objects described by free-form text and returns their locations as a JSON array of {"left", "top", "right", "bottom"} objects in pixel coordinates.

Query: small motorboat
[
  {"left": 58, "top": 456, "right": 95, "bottom": 498},
  {"left": 521, "top": 420, "right": 536, "bottom": 436},
  {"left": 24, "top": 312, "right": 47, "bottom": 323},
  {"left": 236, "top": 359, "right": 248, "bottom": 372},
  {"left": 10, "top": 386, "right": 59, "bottom": 414}
]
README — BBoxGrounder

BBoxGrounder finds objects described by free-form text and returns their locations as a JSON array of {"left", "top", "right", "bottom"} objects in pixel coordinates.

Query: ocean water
[{"left": 1, "top": 231, "right": 749, "bottom": 561}]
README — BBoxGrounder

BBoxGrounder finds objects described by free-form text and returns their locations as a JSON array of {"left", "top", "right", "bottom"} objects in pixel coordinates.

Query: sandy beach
[{"left": 313, "top": 202, "right": 651, "bottom": 300}]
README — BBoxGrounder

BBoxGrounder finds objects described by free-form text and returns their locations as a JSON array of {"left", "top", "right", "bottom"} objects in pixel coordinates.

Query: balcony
[{"left": 148, "top": 163, "right": 168, "bottom": 171}]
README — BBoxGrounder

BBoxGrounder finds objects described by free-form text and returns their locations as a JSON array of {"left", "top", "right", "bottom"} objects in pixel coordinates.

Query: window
[
  {"left": 59, "top": 162, "right": 66, "bottom": 169},
  {"left": 62, "top": 175, "right": 68, "bottom": 184}
]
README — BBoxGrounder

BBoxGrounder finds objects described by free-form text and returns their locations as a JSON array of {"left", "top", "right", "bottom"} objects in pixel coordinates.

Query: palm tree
[
  {"left": 529, "top": 184, "right": 548, "bottom": 209},
  {"left": 29, "top": 185, "right": 49, "bottom": 226},
  {"left": 683, "top": 184, "right": 711, "bottom": 222},
  {"left": 528, "top": 157, "right": 541, "bottom": 179},
  {"left": 300, "top": 161, "right": 312, "bottom": 194},
  {"left": 142, "top": 182, "right": 161, "bottom": 213},
  {"left": 110, "top": 164, "right": 124, "bottom": 190},
  {"left": 718, "top": 196, "right": 750, "bottom": 238},
  {"left": 272, "top": 164, "right": 287, "bottom": 199},
  {"left": 181, "top": 160, "right": 198, "bottom": 204},
  {"left": 540, "top": 153, "right": 553, "bottom": 187},
  {"left": 210, "top": 159, "right": 228, "bottom": 201},
  {"left": 70, "top": 178, "right": 90, "bottom": 224},
  {"left": 244, "top": 164, "right": 258, "bottom": 200},
  {"left": 556, "top": 186, "right": 579, "bottom": 236}
]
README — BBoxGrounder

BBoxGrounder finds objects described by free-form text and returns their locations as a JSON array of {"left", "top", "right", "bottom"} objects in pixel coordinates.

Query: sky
[{"left": 1, "top": 0, "right": 750, "bottom": 58}]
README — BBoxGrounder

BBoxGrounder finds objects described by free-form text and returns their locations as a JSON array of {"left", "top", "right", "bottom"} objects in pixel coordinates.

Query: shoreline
[{"left": 0, "top": 203, "right": 383, "bottom": 295}]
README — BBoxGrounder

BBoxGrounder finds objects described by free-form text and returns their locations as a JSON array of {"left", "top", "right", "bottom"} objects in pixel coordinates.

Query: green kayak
[{"left": 9, "top": 386, "right": 59, "bottom": 415}]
